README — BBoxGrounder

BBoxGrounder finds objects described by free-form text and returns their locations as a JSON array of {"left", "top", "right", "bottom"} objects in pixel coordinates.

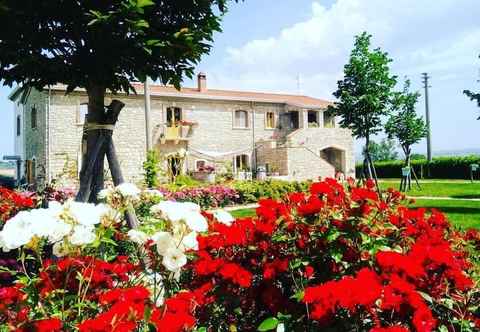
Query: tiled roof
[{"left": 129, "top": 83, "right": 331, "bottom": 109}]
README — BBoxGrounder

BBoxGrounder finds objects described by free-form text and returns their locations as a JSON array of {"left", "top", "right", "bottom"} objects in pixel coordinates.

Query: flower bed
[
  {"left": 0, "top": 179, "right": 478, "bottom": 331},
  {"left": 159, "top": 185, "right": 240, "bottom": 208}
]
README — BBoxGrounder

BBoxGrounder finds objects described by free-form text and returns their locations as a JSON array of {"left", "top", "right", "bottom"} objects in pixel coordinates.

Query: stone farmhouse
[{"left": 10, "top": 73, "right": 354, "bottom": 187}]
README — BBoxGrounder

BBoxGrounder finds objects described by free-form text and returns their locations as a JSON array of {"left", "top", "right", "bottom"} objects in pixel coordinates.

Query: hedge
[{"left": 355, "top": 155, "right": 480, "bottom": 179}]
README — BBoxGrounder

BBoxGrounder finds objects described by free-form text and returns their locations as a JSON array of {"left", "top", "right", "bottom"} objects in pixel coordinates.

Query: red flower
[{"left": 34, "top": 318, "right": 63, "bottom": 332}]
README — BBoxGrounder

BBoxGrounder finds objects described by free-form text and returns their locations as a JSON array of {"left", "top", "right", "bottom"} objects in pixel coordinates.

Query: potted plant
[{"left": 199, "top": 165, "right": 216, "bottom": 183}]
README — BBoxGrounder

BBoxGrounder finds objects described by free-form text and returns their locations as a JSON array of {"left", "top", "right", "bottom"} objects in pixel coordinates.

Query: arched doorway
[{"left": 320, "top": 147, "right": 346, "bottom": 174}]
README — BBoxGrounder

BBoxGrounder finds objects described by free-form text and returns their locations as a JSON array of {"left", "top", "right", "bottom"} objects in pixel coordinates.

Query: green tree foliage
[
  {"left": 385, "top": 79, "right": 427, "bottom": 166},
  {"left": 143, "top": 150, "right": 160, "bottom": 188},
  {"left": 329, "top": 32, "right": 397, "bottom": 179},
  {"left": 0, "top": 0, "right": 237, "bottom": 202},
  {"left": 464, "top": 55, "right": 480, "bottom": 118},
  {"left": 410, "top": 153, "right": 427, "bottom": 160},
  {"left": 362, "top": 139, "right": 398, "bottom": 162}
]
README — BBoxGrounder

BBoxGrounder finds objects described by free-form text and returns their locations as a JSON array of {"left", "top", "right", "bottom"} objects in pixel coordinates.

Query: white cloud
[
  {"left": 207, "top": 0, "right": 479, "bottom": 98},
  {"left": 203, "top": 0, "right": 480, "bottom": 153}
]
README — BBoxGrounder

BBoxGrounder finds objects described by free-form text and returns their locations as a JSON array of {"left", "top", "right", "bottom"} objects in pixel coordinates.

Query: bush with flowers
[{"left": 0, "top": 178, "right": 478, "bottom": 331}]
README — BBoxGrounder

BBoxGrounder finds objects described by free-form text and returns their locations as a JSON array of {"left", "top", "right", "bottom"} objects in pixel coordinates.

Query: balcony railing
[{"left": 155, "top": 123, "right": 194, "bottom": 143}]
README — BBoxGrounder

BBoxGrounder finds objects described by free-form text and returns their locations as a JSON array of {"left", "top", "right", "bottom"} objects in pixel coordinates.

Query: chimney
[{"left": 197, "top": 72, "right": 207, "bottom": 92}]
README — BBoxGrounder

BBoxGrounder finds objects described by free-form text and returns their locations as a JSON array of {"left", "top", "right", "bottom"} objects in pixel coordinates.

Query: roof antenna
[{"left": 296, "top": 73, "right": 303, "bottom": 95}]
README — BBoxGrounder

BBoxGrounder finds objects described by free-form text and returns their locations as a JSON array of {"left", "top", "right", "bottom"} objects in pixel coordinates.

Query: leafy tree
[
  {"left": 0, "top": 0, "right": 237, "bottom": 206},
  {"left": 385, "top": 79, "right": 427, "bottom": 167},
  {"left": 464, "top": 54, "right": 480, "bottom": 118},
  {"left": 143, "top": 150, "right": 160, "bottom": 188},
  {"left": 362, "top": 139, "right": 398, "bottom": 162},
  {"left": 385, "top": 79, "right": 427, "bottom": 191},
  {"left": 329, "top": 32, "right": 397, "bottom": 179}
]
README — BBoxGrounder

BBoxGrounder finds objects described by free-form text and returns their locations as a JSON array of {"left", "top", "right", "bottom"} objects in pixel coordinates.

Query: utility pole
[
  {"left": 144, "top": 77, "right": 152, "bottom": 152},
  {"left": 422, "top": 73, "right": 432, "bottom": 162}
]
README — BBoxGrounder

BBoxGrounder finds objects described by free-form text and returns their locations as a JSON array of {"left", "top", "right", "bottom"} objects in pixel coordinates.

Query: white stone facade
[{"left": 11, "top": 77, "right": 355, "bottom": 187}]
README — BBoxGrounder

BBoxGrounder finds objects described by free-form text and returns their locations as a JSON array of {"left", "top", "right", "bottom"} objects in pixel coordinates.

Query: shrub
[
  {"left": 159, "top": 185, "right": 239, "bottom": 208},
  {"left": 143, "top": 150, "right": 160, "bottom": 188},
  {"left": 0, "top": 181, "right": 478, "bottom": 331},
  {"left": 181, "top": 179, "right": 479, "bottom": 331},
  {"left": 356, "top": 155, "right": 480, "bottom": 179},
  {"left": 233, "top": 180, "right": 310, "bottom": 203}
]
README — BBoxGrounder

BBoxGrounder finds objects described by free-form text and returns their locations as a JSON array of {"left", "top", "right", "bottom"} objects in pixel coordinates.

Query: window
[
  {"left": 324, "top": 111, "right": 335, "bottom": 128},
  {"left": 31, "top": 105, "right": 37, "bottom": 129},
  {"left": 78, "top": 103, "right": 88, "bottom": 124},
  {"left": 265, "top": 112, "right": 275, "bottom": 129},
  {"left": 234, "top": 110, "right": 249, "bottom": 128},
  {"left": 166, "top": 107, "right": 182, "bottom": 127},
  {"left": 235, "top": 154, "right": 250, "bottom": 171},
  {"left": 195, "top": 160, "right": 206, "bottom": 171},
  {"left": 16, "top": 115, "right": 21, "bottom": 136},
  {"left": 308, "top": 110, "right": 319, "bottom": 127}
]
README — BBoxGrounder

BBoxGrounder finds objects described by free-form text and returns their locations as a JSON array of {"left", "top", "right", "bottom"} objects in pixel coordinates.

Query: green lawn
[
  {"left": 409, "top": 199, "right": 480, "bottom": 229},
  {"left": 231, "top": 208, "right": 257, "bottom": 218},
  {"left": 230, "top": 199, "right": 480, "bottom": 229},
  {"left": 379, "top": 180, "right": 480, "bottom": 199}
]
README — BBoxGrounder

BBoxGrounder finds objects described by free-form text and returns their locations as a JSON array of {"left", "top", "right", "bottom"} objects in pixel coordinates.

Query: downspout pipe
[{"left": 46, "top": 87, "right": 51, "bottom": 183}]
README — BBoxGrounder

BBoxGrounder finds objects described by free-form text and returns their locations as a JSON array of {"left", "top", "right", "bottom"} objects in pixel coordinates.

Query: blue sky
[{"left": 1, "top": 0, "right": 479, "bottom": 158}]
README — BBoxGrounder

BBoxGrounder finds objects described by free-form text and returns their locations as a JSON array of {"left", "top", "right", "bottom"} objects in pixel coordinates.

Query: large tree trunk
[{"left": 75, "top": 86, "right": 139, "bottom": 228}]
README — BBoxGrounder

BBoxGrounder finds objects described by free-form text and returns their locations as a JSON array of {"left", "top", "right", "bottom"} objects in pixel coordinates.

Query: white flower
[
  {"left": 69, "top": 225, "right": 96, "bottom": 246},
  {"left": 116, "top": 183, "right": 141, "bottom": 199},
  {"left": 181, "top": 231, "right": 198, "bottom": 251},
  {"left": 98, "top": 187, "right": 114, "bottom": 200},
  {"left": 152, "top": 231, "right": 175, "bottom": 255},
  {"left": 68, "top": 201, "right": 110, "bottom": 226},
  {"left": 143, "top": 189, "right": 163, "bottom": 198},
  {"left": 127, "top": 229, "right": 149, "bottom": 245},
  {"left": 52, "top": 241, "right": 68, "bottom": 257},
  {"left": 181, "top": 202, "right": 201, "bottom": 213},
  {"left": 0, "top": 211, "right": 34, "bottom": 251},
  {"left": 213, "top": 210, "right": 235, "bottom": 226},
  {"left": 276, "top": 323, "right": 285, "bottom": 332},
  {"left": 47, "top": 221, "right": 73, "bottom": 243},
  {"left": 184, "top": 211, "right": 208, "bottom": 232},
  {"left": 28, "top": 208, "right": 63, "bottom": 238},
  {"left": 162, "top": 247, "right": 187, "bottom": 271}
]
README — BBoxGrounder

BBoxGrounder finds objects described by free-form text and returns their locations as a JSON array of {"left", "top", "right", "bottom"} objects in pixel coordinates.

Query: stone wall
[
  {"left": 285, "top": 127, "right": 356, "bottom": 179},
  {"left": 23, "top": 89, "right": 48, "bottom": 186},
  {"left": 25, "top": 89, "right": 354, "bottom": 185}
]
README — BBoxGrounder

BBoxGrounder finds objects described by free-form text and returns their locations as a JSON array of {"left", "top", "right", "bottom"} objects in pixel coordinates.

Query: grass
[
  {"left": 230, "top": 199, "right": 480, "bottom": 229},
  {"left": 409, "top": 199, "right": 480, "bottom": 229},
  {"left": 379, "top": 180, "right": 480, "bottom": 199},
  {"left": 231, "top": 208, "right": 257, "bottom": 218}
]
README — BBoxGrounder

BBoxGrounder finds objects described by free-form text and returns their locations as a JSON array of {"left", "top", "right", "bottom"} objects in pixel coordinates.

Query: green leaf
[
  {"left": 257, "top": 317, "right": 279, "bottom": 331},
  {"left": 137, "top": 0, "right": 155, "bottom": 8},
  {"left": 195, "top": 328, "right": 207, "bottom": 332}
]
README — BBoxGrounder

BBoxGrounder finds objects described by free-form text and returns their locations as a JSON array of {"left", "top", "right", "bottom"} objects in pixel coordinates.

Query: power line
[{"left": 421, "top": 72, "right": 432, "bottom": 162}]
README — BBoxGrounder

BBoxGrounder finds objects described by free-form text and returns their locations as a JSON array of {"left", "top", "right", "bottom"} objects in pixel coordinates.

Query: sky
[{"left": 1, "top": 0, "right": 479, "bottom": 159}]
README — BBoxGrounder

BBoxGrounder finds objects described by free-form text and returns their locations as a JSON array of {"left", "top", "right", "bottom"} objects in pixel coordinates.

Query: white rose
[
  {"left": 151, "top": 201, "right": 184, "bottom": 222},
  {"left": 184, "top": 211, "right": 208, "bottom": 233},
  {"left": 29, "top": 209, "right": 62, "bottom": 238},
  {"left": 116, "top": 183, "right": 141, "bottom": 199},
  {"left": 143, "top": 189, "right": 163, "bottom": 198},
  {"left": 98, "top": 187, "right": 114, "bottom": 200},
  {"left": 0, "top": 211, "right": 35, "bottom": 251},
  {"left": 52, "top": 241, "right": 68, "bottom": 257},
  {"left": 69, "top": 225, "right": 96, "bottom": 246},
  {"left": 277, "top": 323, "right": 285, "bottom": 332},
  {"left": 162, "top": 247, "right": 187, "bottom": 271},
  {"left": 152, "top": 231, "right": 175, "bottom": 255},
  {"left": 127, "top": 229, "right": 149, "bottom": 245},
  {"left": 181, "top": 202, "right": 201, "bottom": 213},
  {"left": 213, "top": 210, "right": 235, "bottom": 226},
  {"left": 68, "top": 201, "right": 110, "bottom": 226},
  {"left": 181, "top": 231, "right": 198, "bottom": 251},
  {"left": 47, "top": 221, "right": 73, "bottom": 243}
]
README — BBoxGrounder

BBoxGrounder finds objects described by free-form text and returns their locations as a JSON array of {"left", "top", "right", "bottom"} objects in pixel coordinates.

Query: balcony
[{"left": 155, "top": 122, "right": 195, "bottom": 144}]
